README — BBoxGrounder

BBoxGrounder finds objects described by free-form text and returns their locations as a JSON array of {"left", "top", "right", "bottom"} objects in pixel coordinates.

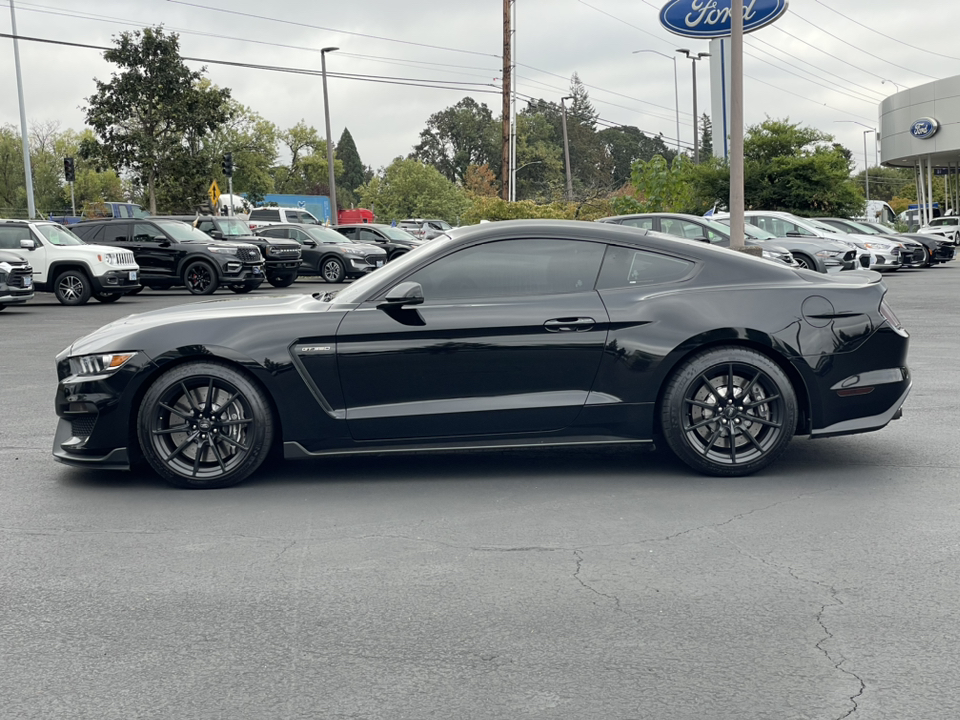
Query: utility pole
[
  {"left": 9, "top": 0, "right": 36, "bottom": 219},
  {"left": 729, "top": 0, "right": 744, "bottom": 249},
  {"left": 501, "top": 0, "right": 511, "bottom": 201},
  {"left": 321, "top": 47, "right": 339, "bottom": 224},
  {"left": 508, "top": 0, "right": 517, "bottom": 202},
  {"left": 677, "top": 49, "right": 709, "bottom": 163},
  {"left": 560, "top": 95, "right": 574, "bottom": 203}
]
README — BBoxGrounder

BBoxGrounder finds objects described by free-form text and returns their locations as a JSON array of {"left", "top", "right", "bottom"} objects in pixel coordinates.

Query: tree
[
  {"left": 83, "top": 26, "right": 232, "bottom": 213},
  {"left": 464, "top": 164, "right": 498, "bottom": 197},
  {"left": 700, "top": 113, "right": 713, "bottom": 158},
  {"left": 411, "top": 98, "right": 500, "bottom": 184},
  {"left": 337, "top": 127, "right": 366, "bottom": 206},
  {"left": 357, "top": 158, "right": 468, "bottom": 223},
  {"left": 852, "top": 165, "right": 914, "bottom": 203},
  {"left": 597, "top": 125, "right": 676, "bottom": 189},
  {"left": 206, "top": 100, "right": 279, "bottom": 204}
]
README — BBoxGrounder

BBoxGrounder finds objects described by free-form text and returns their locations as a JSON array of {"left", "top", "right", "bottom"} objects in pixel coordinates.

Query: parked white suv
[
  {"left": 0, "top": 220, "right": 140, "bottom": 305},
  {"left": 916, "top": 216, "right": 960, "bottom": 244},
  {"left": 246, "top": 207, "right": 322, "bottom": 231}
]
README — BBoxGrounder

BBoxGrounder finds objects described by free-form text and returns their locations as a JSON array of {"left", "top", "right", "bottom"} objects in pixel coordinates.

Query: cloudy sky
[{"left": 1, "top": 0, "right": 957, "bottom": 173}]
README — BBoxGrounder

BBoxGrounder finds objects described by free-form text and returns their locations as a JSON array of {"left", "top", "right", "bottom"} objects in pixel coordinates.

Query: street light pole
[
  {"left": 560, "top": 95, "right": 574, "bottom": 202},
  {"left": 836, "top": 120, "right": 877, "bottom": 206},
  {"left": 677, "top": 49, "right": 710, "bottom": 163},
  {"left": 321, "top": 46, "right": 339, "bottom": 224},
  {"left": 633, "top": 49, "right": 680, "bottom": 155},
  {"left": 9, "top": 0, "right": 36, "bottom": 219},
  {"left": 729, "top": 0, "right": 744, "bottom": 249}
]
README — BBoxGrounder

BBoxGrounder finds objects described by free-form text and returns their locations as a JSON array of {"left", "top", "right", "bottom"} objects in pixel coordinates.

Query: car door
[
  {"left": 332, "top": 238, "right": 610, "bottom": 441},
  {"left": 128, "top": 223, "right": 177, "bottom": 278}
]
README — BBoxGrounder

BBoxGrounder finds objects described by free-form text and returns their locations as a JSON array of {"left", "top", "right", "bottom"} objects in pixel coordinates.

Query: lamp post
[
  {"left": 677, "top": 49, "right": 710, "bottom": 163},
  {"left": 881, "top": 79, "right": 902, "bottom": 93},
  {"left": 560, "top": 95, "right": 574, "bottom": 202},
  {"left": 9, "top": 0, "right": 36, "bottom": 219},
  {"left": 633, "top": 49, "right": 680, "bottom": 155},
  {"left": 837, "top": 120, "right": 877, "bottom": 205},
  {"left": 321, "top": 46, "right": 339, "bottom": 224}
]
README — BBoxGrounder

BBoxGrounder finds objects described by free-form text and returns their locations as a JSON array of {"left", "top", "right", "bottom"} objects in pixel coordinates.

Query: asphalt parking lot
[{"left": 2, "top": 268, "right": 959, "bottom": 720}]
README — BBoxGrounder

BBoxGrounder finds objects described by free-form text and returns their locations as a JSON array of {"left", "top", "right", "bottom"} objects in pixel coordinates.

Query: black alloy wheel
[
  {"left": 793, "top": 253, "right": 814, "bottom": 271},
  {"left": 661, "top": 346, "right": 797, "bottom": 476},
  {"left": 321, "top": 257, "right": 346, "bottom": 283},
  {"left": 183, "top": 261, "right": 218, "bottom": 295},
  {"left": 54, "top": 270, "right": 92, "bottom": 306},
  {"left": 268, "top": 273, "right": 296, "bottom": 288},
  {"left": 138, "top": 361, "right": 274, "bottom": 489},
  {"left": 229, "top": 284, "right": 255, "bottom": 294},
  {"left": 93, "top": 291, "right": 122, "bottom": 303}
]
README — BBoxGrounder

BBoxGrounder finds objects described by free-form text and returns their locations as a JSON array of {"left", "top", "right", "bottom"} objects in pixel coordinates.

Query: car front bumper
[{"left": 92, "top": 268, "right": 141, "bottom": 293}]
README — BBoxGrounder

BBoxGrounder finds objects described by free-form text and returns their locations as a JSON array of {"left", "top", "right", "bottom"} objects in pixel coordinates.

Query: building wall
[{"left": 880, "top": 75, "right": 960, "bottom": 168}]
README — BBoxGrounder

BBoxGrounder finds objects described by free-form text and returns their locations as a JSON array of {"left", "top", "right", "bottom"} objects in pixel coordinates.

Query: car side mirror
[
  {"left": 210, "top": 230, "right": 224, "bottom": 239},
  {"left": 695, "top": 236, "right": 710, "bottom": 243},
  {"left": 19, "top": 238, "right": 36, "bottom": 251},
  {"left": 786, "top": 232, "right": 805, "bottom": 238},
  {"left": 159, "top": 240, "right": 171, "bottom": 247},
  {"left": 303, "top": 239, "right": 317, "bottom": 247},
  {"left": 378, "top": 281, "right": 424, "bottom": 309}
]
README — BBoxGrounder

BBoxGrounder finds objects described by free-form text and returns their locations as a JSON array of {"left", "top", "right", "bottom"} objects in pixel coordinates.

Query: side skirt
[{"left": 284, "top": 436, "right": 653, "bottom": 459}]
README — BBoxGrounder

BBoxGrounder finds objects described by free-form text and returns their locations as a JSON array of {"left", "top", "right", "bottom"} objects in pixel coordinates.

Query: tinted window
[
  {"left": 153, "top": 221, "right": 211, "bottom": 243},
  {"left": 258, "top": 227, "right": 288, "bottom": 239},
  {"left": 305, "top": 226, "right": 348, "bottom": 244},
  {"left": 620, "top": 217, "right": 655, "bottom": 230},
  {"left": 102, "top": 223, "right": 132, "bottom": 243},
  {"left": 197, "top": 220, "right": 216, "bottom": 234},
  {"left": 358, "top": 228, "right": 381, "bottom": 243},
  {"left": 337, "top": 227, "right": 359, "bottom": 240},
  {"left": 133, "top": 223, "right": 168, "bottom": 242},
  {"left": 660, "top": 218, "right": 721, "bottom": 242},
  {"left": 596, "top": 245, "right": 694, "bottom": 289},
  {"left": 750, "top": 216, "right": 815, "bottom": 237},
  {"left": 250, "top": 209, "right": 280, "bottom": 222},
  {"left": 73, "top": 225, "right": 104, "bottom": 243},
  {"left": 408, "top": 239, "right": 605, "bottom": 301},
  {"left": 0, "top": 225, "right": 32, "bottom": 249}
]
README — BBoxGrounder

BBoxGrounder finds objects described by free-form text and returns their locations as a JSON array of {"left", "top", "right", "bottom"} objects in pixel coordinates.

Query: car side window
[
  {"left": 359, "top": 228, "right": 380, "bottom": 243},
  {"left": 0, "top": 225, "right": 32, "bottom": 249},
  {"left": 250, "top": 209, "right": 280, "bottom": 222},
  {"left": 101, "top": 223, "right": 131, "bottom": 243},
  {"left": 197, "top": 220, "right": 215, "bottom": 234},
  {"left": 338, "top": 227, "right": 358, "bottom": 240},
  {"left": 258, "top": 228, "right": 284, "bottom": 239},
  {"left": 595, "top": 245, "right": 695, "bottom": 290},
  {"left": 620, "top": 217, "right": 655, "bottom": 230},
  {"left": 406, "top": 239, "right": 606, "bottom": 301},
  {"left": 132, "top": 223, "right": 166, "bottom": 242}
]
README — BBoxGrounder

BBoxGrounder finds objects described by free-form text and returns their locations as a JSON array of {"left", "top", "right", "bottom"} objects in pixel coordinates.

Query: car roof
[{"left": 334, "top": 223, "right": 395, "bottom": 229}]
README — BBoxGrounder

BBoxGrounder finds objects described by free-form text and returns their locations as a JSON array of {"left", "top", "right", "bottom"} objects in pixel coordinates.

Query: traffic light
[
  {"left": 63, "top": 157, "right": 76, "bottom": 183},
  {"left": 221, "top": 152, "right": 234, "bottom": 177}
]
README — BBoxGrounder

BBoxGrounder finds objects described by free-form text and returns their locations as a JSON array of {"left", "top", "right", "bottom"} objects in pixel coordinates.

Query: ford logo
[
  {"left": 910, "top": 117, "right": 939, "bottom": 139},
  {"left": 659, "top": 0, "right": 789, "bottom": 38}
]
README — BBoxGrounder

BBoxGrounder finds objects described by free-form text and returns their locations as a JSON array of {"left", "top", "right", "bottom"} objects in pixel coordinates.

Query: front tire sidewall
[
  {"left": 54, "top": 270, "right": 92, "bottom": 306},
  {"left": 268, "top": 273, "right": 297, "bottom": 288},
  {"left": 137, "top": 361, "right": 275, "bottom": 489},
  {"left": 93, "top": 291, "right": 123, "bottom": 303},
  {"left": 321, "top": 258, "right": 345, "bottom": 284},
  {"left": 183, "top": 262, "right": 219, "bottom": 295},
  {"left": 661, "top": 346, "right": 797, "bottom": 477}
]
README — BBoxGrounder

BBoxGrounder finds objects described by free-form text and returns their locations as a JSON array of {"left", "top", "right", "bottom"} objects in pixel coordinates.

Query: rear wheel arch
[{"left": 654, "top": 336, "right": 813, "bottom": 437}]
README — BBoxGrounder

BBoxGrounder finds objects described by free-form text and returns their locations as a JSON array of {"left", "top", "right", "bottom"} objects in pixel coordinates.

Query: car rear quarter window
[
  {"left": 408, "top": 239, "right": 605, "bottom": 301},
  {"left": 596, "top": 246, "right": 694, "bottom": 289},
  {"left": 620, "top": 217, "right": 655, "bottom": 230},
  {"left": 250, "top": 209, "right": 280, "bottom": 222},
  {"left": 102, "top": 223, "right": 132, "bottom": 243}
]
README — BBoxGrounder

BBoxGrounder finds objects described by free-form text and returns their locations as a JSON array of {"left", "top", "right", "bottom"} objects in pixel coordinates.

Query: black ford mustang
[{"left": 53, "top": 220, "right": 911, "bottom": 488}]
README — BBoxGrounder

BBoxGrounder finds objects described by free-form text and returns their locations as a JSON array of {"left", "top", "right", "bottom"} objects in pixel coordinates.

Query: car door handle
[{"left": 544, "top": 317, "right": 595, "bottom": 332}]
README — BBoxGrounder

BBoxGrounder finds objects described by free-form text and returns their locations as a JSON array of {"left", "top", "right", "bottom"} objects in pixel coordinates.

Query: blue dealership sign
[
  {"left": 910, "top": 117, "right": 939, "bottom": 140},
  {"left": 660, "top": 0, "right": 789, "bottom": 38}
]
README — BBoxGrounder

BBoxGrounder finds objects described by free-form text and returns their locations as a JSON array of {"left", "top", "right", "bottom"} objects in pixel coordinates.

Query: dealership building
[{"left": 880, "top": 74, "right": 960, "bottom": 225}]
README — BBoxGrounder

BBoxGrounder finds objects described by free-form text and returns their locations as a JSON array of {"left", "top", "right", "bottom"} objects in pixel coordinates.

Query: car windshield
[
  {"left": 154, "top": 220, "right": 212, "bottom": 243},
  {"left": 304, "top": 226, "right": 350, "bottom": 244},
  {"left": 217, "top": 219, "right": 253, "bottom": 236},
  {"left": 845, "top": 221, "right": 884, "bottom": 235},
  {"left": 806, "top": 218, "right": 844, "bottom": 234},
  {"left": 382, "top": 227, "right": 419, "bottom": 241},
  {"left": 428, "top": 220, "right": 453, "bottom": 231},
  {"left": 715, "top": 218, "right": 778, "bottom": 240},
  {"left": 860, "top": 221, "right": 895, "bottom": 233},
  {"left": 35, "top": 223, "right": 84, "bottom": 246}
]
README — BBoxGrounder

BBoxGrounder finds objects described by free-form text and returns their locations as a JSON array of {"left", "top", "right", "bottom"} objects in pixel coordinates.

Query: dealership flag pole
[{"left": 729, "top": 0, "right": 744, "bottom": 249}]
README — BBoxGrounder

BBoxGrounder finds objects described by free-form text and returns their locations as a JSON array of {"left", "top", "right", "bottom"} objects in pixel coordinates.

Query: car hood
[
  {"left": 0, "top": 250, "right": 28, "bottom": 265},
  {"left": 62, "top": 293, "right": 331, "bottom": 357},
  {"left": 337, "top": 243, "right": 386, "bottom": 254}
]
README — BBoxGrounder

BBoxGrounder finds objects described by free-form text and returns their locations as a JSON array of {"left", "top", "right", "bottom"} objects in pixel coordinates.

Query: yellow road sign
[{"left": 208, "top": 180, "right": 221, "bottom": 209}]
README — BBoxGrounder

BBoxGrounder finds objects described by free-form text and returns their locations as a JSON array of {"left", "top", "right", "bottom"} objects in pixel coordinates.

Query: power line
[
  {"left": 576, "top": 0, "right": 674, "bottom": 49},
  {"left": 767, "top": 25, "right": 898, "bottom": 84},
  {"left": 811, "top": 0, "right": 960, "bottom": 63},
  {"left": 741, "top": 69, "right": 877, "bottom": 124},
  {"left": 787, "top": 12, "right": 937, "bottom": 80},
  {"left": 742, "top": 46, "right": 880, "bottom": 106}
]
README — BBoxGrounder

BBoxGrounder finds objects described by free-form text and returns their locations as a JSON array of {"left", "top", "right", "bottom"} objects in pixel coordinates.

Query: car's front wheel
[
  {"left": 268, "top": 273, "right": 297, "bottom": 288},
  {"left": 793, "top": 253, "right": 816, "bottom": 271},
  {"left": 321, "top": 257, "right": 345, "bottom": 283},
  {"left": 229, "top": 284, "right": 255, "bottom": 294},
  {"left": 137, "top": 361, "right": 275, "bottom": 489},
  {"left": 660, "top": 346, "right": 797, "bottom": 476},
  {"left": 183, "top": 261, "right": 218, "bottom": 295},
  {"left": 54, "top": 269, "right": 92, "bottom": 305},
  {"left": 93, "top": 291, "right": 123, "bottom": 303}
]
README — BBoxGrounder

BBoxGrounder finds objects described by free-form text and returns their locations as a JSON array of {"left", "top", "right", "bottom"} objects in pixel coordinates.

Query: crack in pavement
[{"left": 572, "top": 549, "right": 622, "bottom": 612}]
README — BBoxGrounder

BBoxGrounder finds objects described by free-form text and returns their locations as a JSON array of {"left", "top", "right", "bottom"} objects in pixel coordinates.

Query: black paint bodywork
[
  {"left": 53, "top": 220, "right": 911, "bottom": 471},
  {"left": 333, "top": 224, "right": 424, "bottom": 261}
]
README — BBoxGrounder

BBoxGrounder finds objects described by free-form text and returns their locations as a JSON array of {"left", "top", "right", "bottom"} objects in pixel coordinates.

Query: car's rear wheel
[
  {"left": 54, "top": 270, "right": 92, "bottom": 306},
  {"left": 268, "top": 273, "right": 296, "bottom": 288},
  {"left": 793, "top": 253, "right": 815, "bottom": 271},
  {"left": 321, "top": 257, "right": 346, "bottom": 283},
  {"left": 93, "top": 291, "right": 123, "bottom": 303},
  {"left": 138, "top": 362, "right": 275, "bottom": 489},
  {"left": 183, "top": 261, "right": 218, "bottom": 295},
  {"left": 661, "top": 346, "right": 797, "bottom": 476},
  {"left": 920, "top": 246, "right": 933, "bottom": 267}
]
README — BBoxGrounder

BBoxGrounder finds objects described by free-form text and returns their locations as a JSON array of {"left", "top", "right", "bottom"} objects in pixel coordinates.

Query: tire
[
  {"left": 93, "top": 291, "right": 123, "bottom": 303},
  {"left": 268, "top": 273, "right": 296, "bottom": 288},
  {"left": 229, "top": 284, "right": 255, "bottom": 294},
  {"left": 320, "top": 257, "right": 346, "bottom": 284},
  {"left": 388, "top": 251, "right": 407, "bottom": 263},
  {"left": 660, "top": 346, "right": 797, "bottom": 477},
  {"left": 127, "top": 287, "right": 144, "bottom": 295},
  {"left": 0, "top": 305, "right": 6, "bottom": 311},
  {"left": 921, "top": 246, "right": 933, "bottom": 268},
  {"left": 54, "top": 269, "right": 93, "bottom": 306},
  {"left": 137, "top": 361, "right": 275, "bottom": 489},
  {"left": 793, "top": 253, "right": 816, "bottom": 271},
  {"left": 183, "top": 261, "right": 218, "bottom": 295}
]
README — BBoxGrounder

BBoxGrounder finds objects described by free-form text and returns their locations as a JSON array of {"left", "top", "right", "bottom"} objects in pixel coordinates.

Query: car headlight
[
  {"left": 68, "top": 352, "right": 137, "bottom": 377},
  {"left": 863, "top": 242, "right": 892, "bottom": 251},
  {"left": 207, "top": 246, "right": 239, "bottom": 255},
  {"left": 816, "top": 250, "right": 841, "bottom": 258}
]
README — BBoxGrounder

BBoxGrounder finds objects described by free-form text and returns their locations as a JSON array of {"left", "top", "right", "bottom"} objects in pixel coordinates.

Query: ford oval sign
[
  {"left": 910, "top": 117, "right": 939, "bottom": 139},
  {"left": 660, "top": 0, "right": 789, "bottom": 38}
]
